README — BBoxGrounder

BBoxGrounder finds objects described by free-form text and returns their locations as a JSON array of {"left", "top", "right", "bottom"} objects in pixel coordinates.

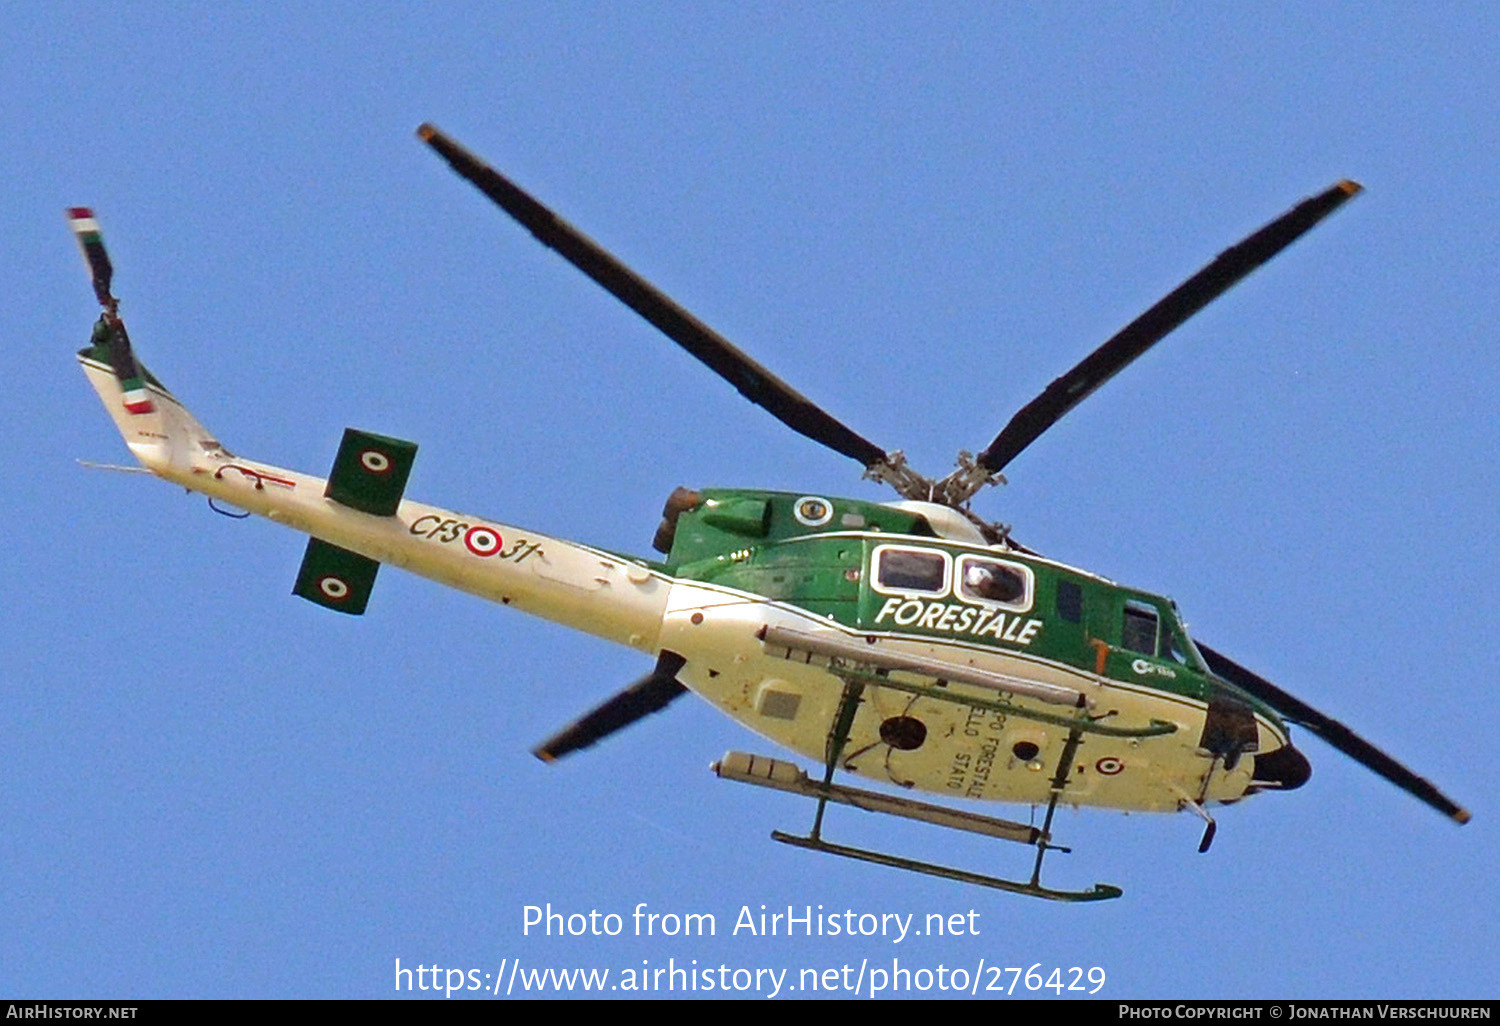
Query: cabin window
[
  {"left": 1056, "top": 579, "right": 1083, "bottom": 623},
  {"left": 872, "top": 545, "right": 950, "bottom": 596},
  {"left": 955, "top": 555, "right": 1033, "bottom": 611},
  {"left": 1121, "top": 600, "right": 1159, "bottom": 655}
]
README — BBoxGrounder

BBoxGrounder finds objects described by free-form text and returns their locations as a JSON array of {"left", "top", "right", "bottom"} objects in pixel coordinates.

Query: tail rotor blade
[
  {"left": 68, "top": 207, "right": 116, "bottom": 307},
  {"left": 533, "top": 652, "right": 688, "bottom": 762},
  {"left": 1198, "top": 642, "right": 1470, "bottom": 824},
  {"left": 67, "top": 207, "right": 155, "bottom": 415}
]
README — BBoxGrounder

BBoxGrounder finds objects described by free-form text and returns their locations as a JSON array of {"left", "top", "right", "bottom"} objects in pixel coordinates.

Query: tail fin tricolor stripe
[
  {"left": 67, "top": 207, "right": 115, "bottom": 306},
  {"left": 68, "top": 207, "right": 154, "bottom": 415}
]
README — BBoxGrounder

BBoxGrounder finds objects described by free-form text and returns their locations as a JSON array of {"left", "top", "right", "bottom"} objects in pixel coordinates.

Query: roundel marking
[
  {"left": 1095, "top": 756, "right": 1124, "bottom": 776},
  {"left": 793, "top": 495, "right": 834, "bottom": 527},
  {"left": 464, "top": 525, "right": 503, "bottom": 557},
  {"left": 319, "top": 576, "right": 350, "bottom": 600},
  {"left": 360, "top": 450, "right": 392, "bottom": 474}
]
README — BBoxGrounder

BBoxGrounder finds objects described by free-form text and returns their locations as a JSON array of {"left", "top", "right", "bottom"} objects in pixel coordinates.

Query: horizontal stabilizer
[
  {"left": 293, "top": 538, "right": 381, "bottom": 615},
  {"left": 324, "top": 428, "right": 418, "bottom": 516}
]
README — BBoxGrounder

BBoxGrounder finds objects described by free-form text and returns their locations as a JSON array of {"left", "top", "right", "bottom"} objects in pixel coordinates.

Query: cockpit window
[
  {"left": 872, "top": 546, "right": 950, "bottom": 595},
  {"left": 1165, "top": 624, "right": 1209, "bottom": 672},
  {"left": 1164, "top": 632, "right": 1188, "bottom": 664},
  {"left": 1121, "top": 600, "right": 1159, "bottom": 655},
  {"left": 955, "top": 555, "right": 1033, "bottom": 611}
]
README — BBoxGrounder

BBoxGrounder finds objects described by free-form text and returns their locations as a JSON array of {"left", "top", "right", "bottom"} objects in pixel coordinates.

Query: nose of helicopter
[{"left": 1252, "top": 744, "right": 1312, "bottom": 791}]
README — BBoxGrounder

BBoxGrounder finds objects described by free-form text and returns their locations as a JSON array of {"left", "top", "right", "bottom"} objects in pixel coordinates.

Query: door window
[
  {"left": 955, "top": 555, "right": 1033, "bottom": 611},
  {"left": 872, "top": 545, "right": 950, "bottom": 596},
  {"left": 1121, "top": 600, "right": 1159, "bottom": 655}
]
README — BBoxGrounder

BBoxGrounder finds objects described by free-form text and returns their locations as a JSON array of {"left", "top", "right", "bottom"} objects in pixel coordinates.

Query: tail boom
[
  {"left": 72, "top": 206, "right": 667, "bottom": 655},
  {"left": 92, "top": 391, "right": 668, "bottom": 650}
]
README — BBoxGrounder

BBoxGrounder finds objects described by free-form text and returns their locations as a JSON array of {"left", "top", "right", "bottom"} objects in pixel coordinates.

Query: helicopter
[{"left": 69, "top": 124, "right": 1469, "bottom": 903}]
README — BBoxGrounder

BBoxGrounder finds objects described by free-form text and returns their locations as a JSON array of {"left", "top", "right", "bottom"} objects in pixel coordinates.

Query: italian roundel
[
  {"left": 324, "top": 428, "right": 419, "bottom": 517},
  {"left": 293, "top": 537, "right": 381, "bottom": 616},
  {"left": 464, "top": 525, "right": 503, "bottom": 557}
]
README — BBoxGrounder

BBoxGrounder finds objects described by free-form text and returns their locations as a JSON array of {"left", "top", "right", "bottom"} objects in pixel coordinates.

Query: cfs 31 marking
[{"left": 408, "top": 514, "right": 543, "bottom": 563}]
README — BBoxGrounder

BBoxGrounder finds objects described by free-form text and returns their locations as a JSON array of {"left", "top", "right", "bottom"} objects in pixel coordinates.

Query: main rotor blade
[
  {"left": 976, "top": 181, "right": 1362, "bottom": 475},
  {"left": 533, "top": 651, "right": 688, "bottom": 763},
  {"left": 1197, "top": 642, "right": 1470, "bottom": 825},
  {"left": 417, "top": 123, "right": 890, "bottom": 470}
]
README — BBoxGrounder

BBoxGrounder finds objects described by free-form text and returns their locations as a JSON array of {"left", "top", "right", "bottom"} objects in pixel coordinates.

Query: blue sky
[{"left": 2, "top": 3, "right": 1496, "bottom": 999}]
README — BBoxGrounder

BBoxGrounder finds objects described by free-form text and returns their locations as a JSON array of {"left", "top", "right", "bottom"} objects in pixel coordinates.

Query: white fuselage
[{"left": 83, "top": 358, "right": 1283, "bottom": 816}]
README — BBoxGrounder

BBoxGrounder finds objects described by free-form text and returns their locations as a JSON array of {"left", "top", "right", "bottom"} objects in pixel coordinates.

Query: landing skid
[
  {"left": 715, "top": 677, "right": 1123, "bottom": 902},
  {"left": 770, "top": 831, "right": 1121, "bottom": 902}
]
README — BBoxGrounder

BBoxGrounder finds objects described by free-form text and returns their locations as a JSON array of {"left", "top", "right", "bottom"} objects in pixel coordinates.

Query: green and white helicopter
[{"left": 70, "top": 125, "right": 1468, "bottom": 902}]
